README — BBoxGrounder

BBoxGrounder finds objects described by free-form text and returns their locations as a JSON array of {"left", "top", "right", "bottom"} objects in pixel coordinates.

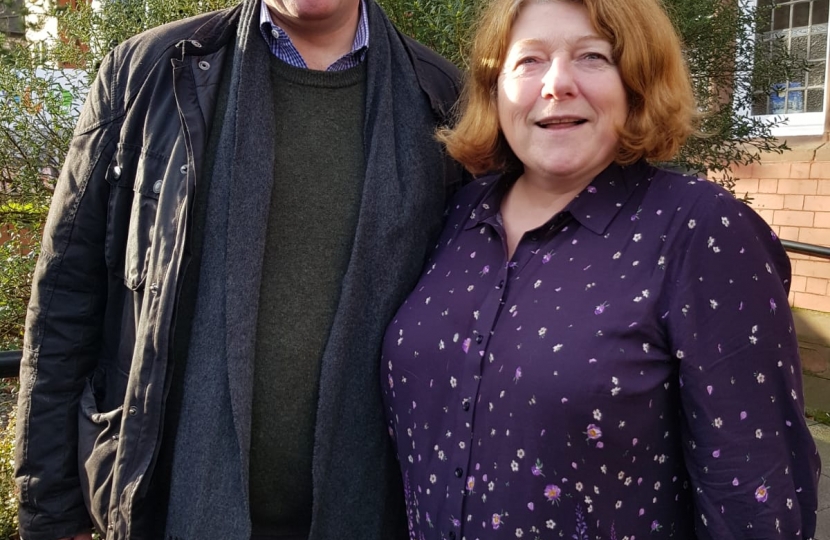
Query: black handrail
[
  {"left": 0, "top": 350, "right": 21, "bottom": 379},
  {"left": 780, "top": 239, "right": 830, "bottom": 259}
]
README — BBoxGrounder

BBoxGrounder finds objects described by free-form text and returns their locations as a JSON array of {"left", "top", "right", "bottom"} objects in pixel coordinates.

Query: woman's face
[{"left": 497, "top": 0, "right": 628, "bottom": 189}]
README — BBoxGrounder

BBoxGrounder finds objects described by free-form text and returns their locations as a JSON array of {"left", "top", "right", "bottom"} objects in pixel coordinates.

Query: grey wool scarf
[{"left": 163, "top": 1, "right": 450, "bottom": 538}]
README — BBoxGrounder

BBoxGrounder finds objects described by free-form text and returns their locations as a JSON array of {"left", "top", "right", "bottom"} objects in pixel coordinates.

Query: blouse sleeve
[{"left": 664, "top": 191, "right": 820, "bottom": 539}]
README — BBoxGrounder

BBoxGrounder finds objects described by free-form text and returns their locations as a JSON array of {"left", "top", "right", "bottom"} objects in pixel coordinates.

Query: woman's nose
[{"left": 541, "top": 57, "right": 577, "bottom": 100}]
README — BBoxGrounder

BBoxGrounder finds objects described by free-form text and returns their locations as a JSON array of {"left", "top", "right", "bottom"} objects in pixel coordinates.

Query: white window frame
[{"left": 744, "top": 0, "right": 830, "bottom": 136}]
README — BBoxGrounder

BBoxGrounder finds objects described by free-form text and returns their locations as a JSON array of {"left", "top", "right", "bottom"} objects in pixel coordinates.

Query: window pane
[
  {"left": 806, "top": 88, "right": 825, "bottom": 111},
  {"left": 809, "top": 32, "right": 827, "bottom": 59},
  {"left": 808, "top": 61, "right": 826, "bottom": 85},
  {"left": 794, "top": 2, "right": 811, "bottom": 26},
  {"left": 792, "top": 34, "right": 810, "bottom": 58},
  {"left": 814, "top": 0, "right": 830, "bottom": 24},
  {"left": 773, "top": 5, "right": 791, "bottom": 30},
  {"left": 787, "top": 89, "right": 805, "bottom": 111}
]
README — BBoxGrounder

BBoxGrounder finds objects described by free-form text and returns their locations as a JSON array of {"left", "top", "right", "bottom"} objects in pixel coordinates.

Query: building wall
[{"left": 729, "top": 138, "right": 830, "bottom": 312}]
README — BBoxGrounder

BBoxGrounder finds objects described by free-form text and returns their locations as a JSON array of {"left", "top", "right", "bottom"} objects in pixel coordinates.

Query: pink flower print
[
  {"left": 638, "top": 508, "right": 645, "bottom": 516},
  {"left": 755, "top": 484, "right": 769, "bottom": 503},
  {"left": 491, "top": 513, "right": 503, "bottom": 530},
  {"left": 514, "top": 367, "right": 522, "bottom": 383},
  {"left": 451, "top": 517, "right": 461, "bottom": 528},
  {"left": 585, "top": 424, "right": 602, "bottom": 441},
  {"left": 706, "top": 385, "right": 713, "bottom": 395},
  {"left": 770, "top": 298, "right": 777, "bottom": 313},
  {"left": 651, "top": 520, "right": 662, "bottom": 532},
  {"left": 480, "top": 265, "right": 490, "bottom": 276},
  {"left": 531, "top": 459, "right": 545, "bottom": 477},
  {"left": 466, "top": 476, "right": 476, "bottom": 492},
  {"left": 462, "top": 338, "right": 471, "bottom": 353},
  {"left": 594, "top": 301, "right": 609, "bottom": 315},
  {"left": 527, "top": 502, "right": 535, "bottom": 511},
  {"left": 544, "top": 484, "right": 562, "bottom": 504},
  {"left": 740, "top": 411, "right": 747, "bottom": 420},
  {"left": 470, "top": 251, "right": 476, "bottom": 258},
  {"left": 732, "top": 477, "right": 739, "bottom": 486},
  {"left": 587, "top": 186, "right": 597, "bottom": 194},
  {"left": 712, "top": 449, "right": 721, "bottom": 458},
  {"left": 542, "top": 251, "right": 554, "bottom": 264}
]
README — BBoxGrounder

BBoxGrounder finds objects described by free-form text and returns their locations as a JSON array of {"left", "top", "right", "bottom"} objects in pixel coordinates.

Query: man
[{"left": 14, "top": 0, "right": 464, "bottom": 538}]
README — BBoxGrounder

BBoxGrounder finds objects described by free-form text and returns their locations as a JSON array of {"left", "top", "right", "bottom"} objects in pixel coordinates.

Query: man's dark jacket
[{"left": 14, "top": 3, "right": 463, "bottom": 539}]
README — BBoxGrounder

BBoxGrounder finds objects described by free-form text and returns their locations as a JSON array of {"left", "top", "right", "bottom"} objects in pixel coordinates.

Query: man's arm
[{"left": 15, "top": 52, "right": 119, "bottom": 540}]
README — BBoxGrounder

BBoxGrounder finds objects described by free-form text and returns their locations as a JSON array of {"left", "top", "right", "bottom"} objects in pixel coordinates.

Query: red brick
[
  {"left": 754, "top": 162, "right": 792, "bottom": 178},
  {"left": 778, "top": 179, "right": 819, "bottom": 195},
  {"left": 804, "top": 195, "right": 830, "bottom": 211},
  {"left": 778, "top": 226, "right": 800, "bottom": 240},
  {"left": 792, "top": 275, "right": 808, "bottom": 292},
  {"left": 819, "top": 180, "right": 830, "bottom": 195},
  {"left": 815, "top": 212, "right": 830, "bottom": 229},
  {"left": 773, "top": 210, "right": 814, "bottom": 226},
  {"left": 793, "top": 292, "right": 830, "bottom": 312},
  {"left": 756, "top": 209, "right": 775, "bottom": 223},
  {"left": 798, "top": 227, "right": 830, "bottom": 246},
  {"left": 795, "top": 258, "right": 830, "bottom": 278},
  {"left": 806, "top": 277, "right": 829, "bottom": 295},
  {"left": 810, "top": 161, "right": 830, "bottom": 179},
  {"left": 751, "top": 193, "right": 785, "bottom": 209},
  {"left": 790, "top": 162, "right": 812, "bottom": 179},
  {"left": 784, "top": 195, "right": 805, "bottom": 210},
  {"left": 758, "top": 179, "right": 779, "bottom": 193}
]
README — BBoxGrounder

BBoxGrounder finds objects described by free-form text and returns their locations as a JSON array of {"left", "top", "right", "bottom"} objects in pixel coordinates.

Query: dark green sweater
[{"left": 249, "top": 58, "right": 367, "bottom": 536}]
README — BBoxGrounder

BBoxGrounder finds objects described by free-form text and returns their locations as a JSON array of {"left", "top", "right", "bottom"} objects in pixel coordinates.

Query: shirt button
[
  {"left": 271, "top": 28, "right": 280, "bottom": 38},
  {"left": 152, "top": 180, "right": 162, "bottom": 194},
  {"left": 198, "top": 60, "right": 210, "bottom": 70},
  {"left": 112, "top": 165, "right": 122, "bottom": 179},
  {"left": 180, "top": 164, "right": 188, "bottom": 175},
  {"left": 454, "top": 467, "right": 463, "bottom": 478},
  {"left": 475, "top": 335, "right": 483, "bottom": 344},
  {"left": 191, "top": 40, "right": 202, "bottom": 48},
  {"left": 462, "top": 400, "right": 470, "bottom": 411}
]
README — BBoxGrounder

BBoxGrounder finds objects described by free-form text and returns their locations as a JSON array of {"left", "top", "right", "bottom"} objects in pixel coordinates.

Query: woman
[{"left": 380, "top": 0, "right": 821, "bottom": 538}]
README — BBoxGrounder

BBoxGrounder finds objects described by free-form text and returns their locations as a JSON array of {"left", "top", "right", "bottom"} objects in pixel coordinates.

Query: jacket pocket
[
  {"left": 78, "top": 371, "right": 124, "bottom": 534},
  {"left": 105, "top": 144, "right": 165, "bottom": 291}
]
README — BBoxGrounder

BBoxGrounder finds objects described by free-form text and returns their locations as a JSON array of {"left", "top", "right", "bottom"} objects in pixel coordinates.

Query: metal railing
[{"left": 0, "top": 240, "right": 828, "bottom": 380}]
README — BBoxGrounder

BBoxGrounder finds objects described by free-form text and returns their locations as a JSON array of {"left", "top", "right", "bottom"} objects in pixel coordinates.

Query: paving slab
[{"left": 811, "top": 423, "right": 830, "bottom": 539}]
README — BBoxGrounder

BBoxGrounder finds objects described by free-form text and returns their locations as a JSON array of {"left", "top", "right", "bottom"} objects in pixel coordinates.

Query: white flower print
[
  {"left": 511, "top": 460, "right": 519, "bottom": 472},
  {"left": 546, "top": 520, "right": 555, "bottom": 529},
  {"left": 713, "top": 418, "right": 723, "bottom": 428},
  {"left": 593, "top": 409, "right": 602, "bottom": 421},
  {"left": 538, "top": 327, "right": 547, "bottom": 338},
  {"left": 633, "top": 233, "right": 642, "bottom": 242},
  {"left": 756, "top": 429, "right": 763, "bottom": 439},
  {"left": 688, "top": 219, "right": 697, "bottom": 229},
  {"left": 756, "top": 373, "right": 765, "bottom": 383},
  {"left": 517, "top": 449, "right": 525, "bottom": 459},
  {"left": 721, "top": 216, "right": 730, "bottom": 227},
  {"left": 515, "top": 528, "right": 523, "bottom": 537}
]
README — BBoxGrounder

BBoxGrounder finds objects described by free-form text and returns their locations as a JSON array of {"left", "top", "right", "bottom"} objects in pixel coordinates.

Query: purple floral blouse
[{"left": 381, "top": 162, "right": 821, "bottom": 540}]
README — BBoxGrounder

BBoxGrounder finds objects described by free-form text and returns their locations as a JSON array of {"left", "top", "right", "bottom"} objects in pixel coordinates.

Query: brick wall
[{"left": 729, "top": 139, "right": 830, "bottom": 312}]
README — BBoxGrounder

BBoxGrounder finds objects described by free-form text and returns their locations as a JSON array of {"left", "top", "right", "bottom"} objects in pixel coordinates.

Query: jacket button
[
  {"left": 198, "top": 60, "right": 210, "bottom": 70},
  {"left": 152, "top": 180, "right": 162, "bottom": 194},
  {"left": 454, "top": 467, "right": 463, "bottom": 478},
  {"left": 191, "top": 40, "right": 202, "bottom": 48},
  {"left": 180, "top": 164, "right": 188, "bottom": 174},
  {"left": 112, "top": 165, "right": 122, "bottom": 179},
  {"left": 128, "top": 406, "right": 137, "bottom": 416}
]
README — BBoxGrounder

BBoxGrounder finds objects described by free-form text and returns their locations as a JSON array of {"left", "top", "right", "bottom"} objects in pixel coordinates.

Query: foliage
[{"left": 0, "top": 405, "right": 18, "bottom": 540}]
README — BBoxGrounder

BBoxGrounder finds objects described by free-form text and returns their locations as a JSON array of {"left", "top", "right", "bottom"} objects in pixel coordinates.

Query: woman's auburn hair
[{"left": 438, "top": 0, "right": 699, "bottom": 175}]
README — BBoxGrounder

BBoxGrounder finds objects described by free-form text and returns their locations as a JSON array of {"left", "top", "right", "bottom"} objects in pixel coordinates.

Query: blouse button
[
  {"left": 495, "top": 280, "right": 504, "bottom": 290},
  {"left": 449, "top": 532, "right": 457, "bottom": 540},
  {"left": 475, "top": 335, "right": 483, "bottom": 344},
  {"left": 462, "top": 400, "right": 470, "bottom": 412},
  {"left": 454, "top": 467, "right": 463, "bottom": 478}
]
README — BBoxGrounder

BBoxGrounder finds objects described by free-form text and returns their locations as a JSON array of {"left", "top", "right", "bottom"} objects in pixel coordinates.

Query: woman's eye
[{"left": 583, "top": 52, "right": 609, "bottom": 62}]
